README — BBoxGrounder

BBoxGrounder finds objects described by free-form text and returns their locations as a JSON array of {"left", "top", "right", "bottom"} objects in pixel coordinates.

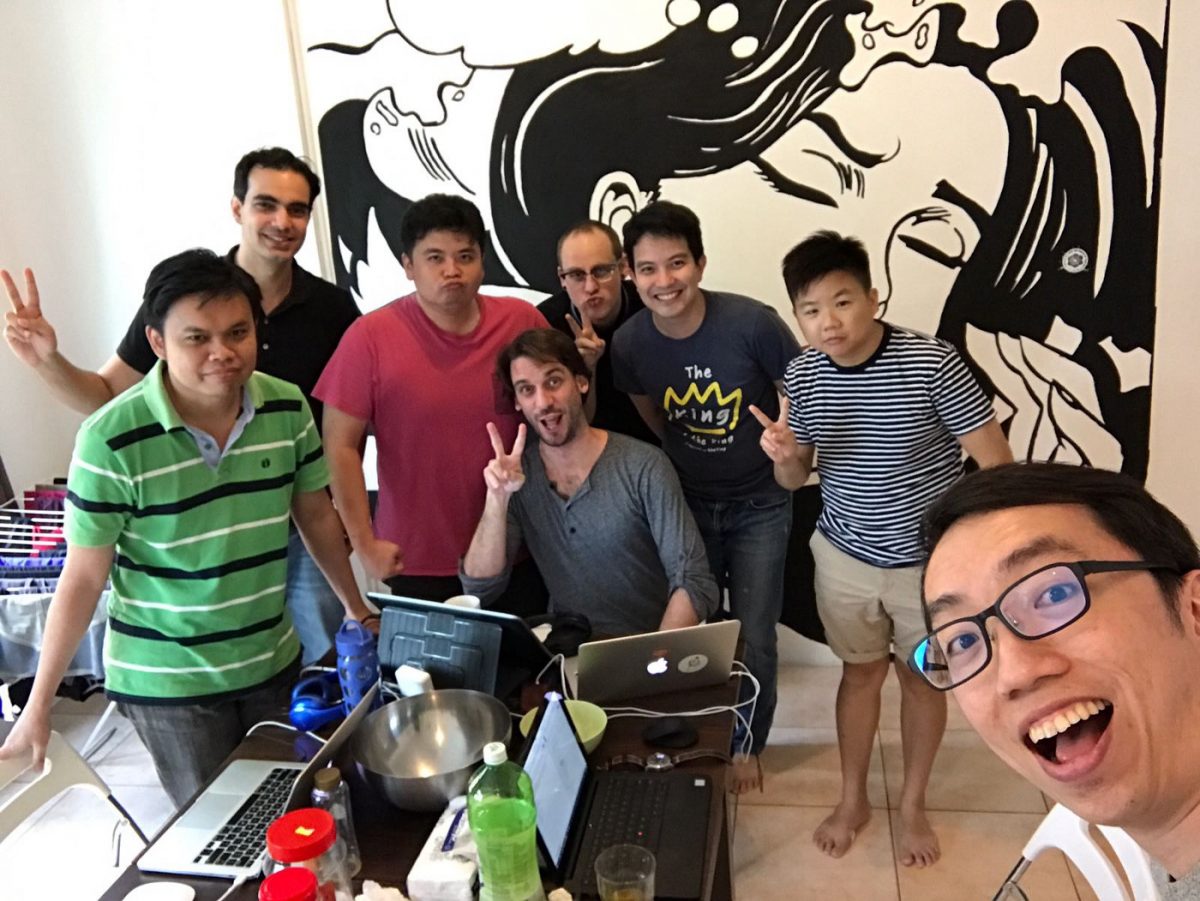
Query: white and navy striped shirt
[{"left": 784, "top": 325, "right": 995, "bottom": 567}]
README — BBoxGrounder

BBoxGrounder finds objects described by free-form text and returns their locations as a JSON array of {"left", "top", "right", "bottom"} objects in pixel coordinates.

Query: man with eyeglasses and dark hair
[
  {"left": 913, "top": 462, "right": 1200, "bottom": 897},
  {"left": 536, "top": 221, "right": 658, "bottom": 446}
]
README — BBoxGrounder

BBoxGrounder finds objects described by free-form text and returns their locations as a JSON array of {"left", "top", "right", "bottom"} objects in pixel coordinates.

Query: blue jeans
[
  {"left": 686, "top": 493, "right": 792, "bottom": 755},
  {"left": 286, "top": 528, "right": 346, "bottom": 665}
]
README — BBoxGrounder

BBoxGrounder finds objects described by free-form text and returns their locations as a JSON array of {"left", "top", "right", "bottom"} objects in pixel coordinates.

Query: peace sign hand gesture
[
  {"left": 566, "top": 310, "right": 606, "bottom": 372},
  {"left": 2, "top": 268, "right": 59, "bottom": 369},
  {"left": 749, "top": 396, "right": 801, "bottom": 466},
  {"left": 483, "top": 422, "right": 527, "bottom": 500}
]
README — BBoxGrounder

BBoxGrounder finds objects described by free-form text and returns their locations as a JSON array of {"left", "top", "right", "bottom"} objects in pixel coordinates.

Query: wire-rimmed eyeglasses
[
  {"left": 909, "top": 560, "right": 1177, "bottom": 691},
  {"left": 559, "top": 262, "right": 620, "bottom": 285}
]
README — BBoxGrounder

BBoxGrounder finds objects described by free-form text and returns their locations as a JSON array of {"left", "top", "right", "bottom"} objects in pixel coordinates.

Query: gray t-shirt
[
  {"left": 611, "top": 290, "right": 800, "bottom": 500},
  {"left": 460, "top": 433, "right": 719, "bottom": 635},
  {"left": 1155, "top": 860, "right": 1200, "bottom": 900}
]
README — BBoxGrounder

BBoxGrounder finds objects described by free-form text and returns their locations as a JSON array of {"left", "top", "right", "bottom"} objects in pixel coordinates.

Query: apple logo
[{"left": 646, "top": 656, "right": 669, "bottom": 676}]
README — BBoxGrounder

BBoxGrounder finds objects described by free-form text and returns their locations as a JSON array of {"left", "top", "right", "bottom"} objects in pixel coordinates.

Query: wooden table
[{"left": 100, "top": 679, "right": 738, "bottom": 900}]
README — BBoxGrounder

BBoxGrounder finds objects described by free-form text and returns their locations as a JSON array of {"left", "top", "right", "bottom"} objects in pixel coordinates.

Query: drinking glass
[{"left": 594, "top": 844, "right": 655, "bottom": 901}]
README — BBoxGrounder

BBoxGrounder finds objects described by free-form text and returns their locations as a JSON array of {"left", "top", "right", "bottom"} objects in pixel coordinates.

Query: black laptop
[{"left": 520, "top": 693, "right": 712, "bottom": 899}]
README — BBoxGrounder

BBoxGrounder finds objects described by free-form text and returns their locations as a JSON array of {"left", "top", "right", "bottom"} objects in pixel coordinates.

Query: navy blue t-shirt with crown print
[{"left": 612, "top": 290, "right": 799, "bottom": 501}]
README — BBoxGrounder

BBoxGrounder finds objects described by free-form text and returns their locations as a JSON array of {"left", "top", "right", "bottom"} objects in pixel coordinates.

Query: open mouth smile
[
  {"left": 1023, "top": 698, "right": 1114, "bottom": 778},
  {"left": 538, "top": 411, "right": 564, "bottom": 431}
]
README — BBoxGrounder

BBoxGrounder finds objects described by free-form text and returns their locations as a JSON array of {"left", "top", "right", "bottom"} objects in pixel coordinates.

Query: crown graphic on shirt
[{"left": 663, "top": 382, "right": 742, "bottom": 436}]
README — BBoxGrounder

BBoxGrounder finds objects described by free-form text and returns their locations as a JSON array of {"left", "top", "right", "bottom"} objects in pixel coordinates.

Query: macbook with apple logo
[{"left": 574, "top": 620, "right": 740, "bottom": 704}]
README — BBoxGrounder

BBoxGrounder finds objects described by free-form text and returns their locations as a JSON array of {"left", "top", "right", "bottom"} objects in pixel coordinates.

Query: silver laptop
[
  {"left": 137, "top": 683, "right": 378, "bottom": 879},
  {"left": 575, "top": 620, "right": 741, "bottom": 703}
]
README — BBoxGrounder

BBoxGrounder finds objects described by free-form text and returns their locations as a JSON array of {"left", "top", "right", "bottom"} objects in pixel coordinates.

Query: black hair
[
  {"left": 556, "top": 220, "right": 622, "bottom": 266},
  {"left": 496, "top": 329, "right": 590, "bottom": 402},
  {"left": 781, "top": 230, "right": 872, "bottom": 301},
  {"left": 924, "top": 463, "right": 1199, "bottom": 625},
  {"left": 622, "top": 201, "right": 704, "bottom": 266},
  {"left": 485, "top": 1, "right": 862, "bottom": 283},
  {"left": 142, "top": 249, "right": 263, "bottom": 334},
  {"left": 232, "top": 147, "right": 320, "bottom": 205},
  {"left": 399, "top": 193, "right": 486, "bottom": 258}
]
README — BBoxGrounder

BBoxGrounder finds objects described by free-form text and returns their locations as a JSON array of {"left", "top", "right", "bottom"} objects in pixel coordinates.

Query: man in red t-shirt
[{"left": 315, "top": 194, "right": 549, "bottom": 613}]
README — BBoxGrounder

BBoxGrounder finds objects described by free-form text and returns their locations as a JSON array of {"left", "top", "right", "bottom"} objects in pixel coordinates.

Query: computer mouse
[
  {"left": 122, "top": 883, "right": 196, "bottom": 901},
  {"left": 642, "top": 715, "right": 698, "bottom": 750}
]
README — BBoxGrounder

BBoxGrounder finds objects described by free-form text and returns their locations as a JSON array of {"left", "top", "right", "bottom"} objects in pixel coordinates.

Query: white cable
[
  {"left": 532, "top": 652, "right": 574, "bottom": 700},
  {"left": 601, "top": 664, "right": 761, "bottom": 757},
  {"left": 212, "top": 870, "right": 251, "bottom": 901},
  {"left": 731, "top": 662, "right": 759, "bottom": 758},
  {"left": 211, "top": 850, "right": 267, "bottom": 899},
  {"left": 561, "top": 653, "right": 573, "bottom": 700},
  {"left": 535, "top": 652, "right": 565, "bottom": 686},
  {"left": 244, "top": 720, "right": 327, "bottom": 745},
  {"left": 380, "top": 680, "right": 404, "bottom": 701}
]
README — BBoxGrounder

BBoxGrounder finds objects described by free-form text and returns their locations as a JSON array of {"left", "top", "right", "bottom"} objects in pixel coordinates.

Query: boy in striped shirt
[
  {"left": 751, "top": 231, "right": 1012, "bottom": 867},
  {"left": 0, "top": 249, "right": 375, "bottom": 806}
]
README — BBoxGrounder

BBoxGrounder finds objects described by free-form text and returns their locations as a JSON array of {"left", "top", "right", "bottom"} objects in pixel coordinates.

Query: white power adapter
[{"left": 395, "top": 664, "right": 434, "bottom": 697}]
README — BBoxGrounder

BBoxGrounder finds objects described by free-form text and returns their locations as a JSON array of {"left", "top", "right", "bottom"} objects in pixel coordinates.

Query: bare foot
[
  {"left": 730, "top": 753, "right": 763, "bottom": 794},
  {"left": 812, "top": 799, "right": 871, "bottom": 858},
  {"left": 896, "top": 807, "right": 940, "bottom": 867}
]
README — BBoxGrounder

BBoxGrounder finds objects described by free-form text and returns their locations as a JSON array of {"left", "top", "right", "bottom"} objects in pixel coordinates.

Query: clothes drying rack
[{"left": 0, "top": 493, "right": 117, "bottom": 760}]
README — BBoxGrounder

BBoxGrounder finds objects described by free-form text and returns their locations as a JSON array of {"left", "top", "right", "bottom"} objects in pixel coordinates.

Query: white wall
[
  {"left": 2, "top": 0, "right": 1198, "bottom": 548},
  {"left": 1147, "top": 0, "right": 1200, "bottom": 534},
  {"left": 0, "top": 0, "right": 311, "bottom": 493}
]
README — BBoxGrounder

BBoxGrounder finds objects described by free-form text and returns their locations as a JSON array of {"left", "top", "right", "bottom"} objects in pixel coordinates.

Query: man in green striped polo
[{"left": 0, "top": 249, "right": 375, "bottom": 806}]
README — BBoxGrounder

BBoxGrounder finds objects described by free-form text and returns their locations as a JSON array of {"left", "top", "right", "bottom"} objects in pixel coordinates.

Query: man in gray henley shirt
[{"left": 461, "top": 329, "right": 717, "bottom": 635}]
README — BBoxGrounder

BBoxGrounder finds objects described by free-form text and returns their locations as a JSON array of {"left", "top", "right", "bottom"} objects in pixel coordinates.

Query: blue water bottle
[{"left": 335, "top": 620, "right": 381, "bottom": 715}]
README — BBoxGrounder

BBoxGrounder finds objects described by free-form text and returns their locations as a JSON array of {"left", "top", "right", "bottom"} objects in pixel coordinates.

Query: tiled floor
[
  {"left": 1, "top": 666, "right": 1093, "bottom": 900},
  {"left": 0, "top": 691, "right": 176, "bottom": 900},
  {"left": 733, "top": 665, "right": 1092, "bottom": 900}
]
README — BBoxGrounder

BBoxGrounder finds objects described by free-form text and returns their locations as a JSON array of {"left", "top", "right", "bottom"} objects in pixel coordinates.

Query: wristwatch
[{"left": 599, "top": 749, "right": 732, "bottom": 772}]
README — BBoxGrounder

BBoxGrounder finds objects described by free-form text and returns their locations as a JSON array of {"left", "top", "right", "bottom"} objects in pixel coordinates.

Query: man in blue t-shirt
[
  {"left": 755, "top": 230, "right": 1012, "bottom": 866},
  {"left": 611, "top": 201, "right": 801, "bottom": 792}
]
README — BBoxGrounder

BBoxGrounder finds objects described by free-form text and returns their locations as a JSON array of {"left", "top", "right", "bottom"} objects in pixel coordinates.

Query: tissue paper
[{"left": 407, "top": 798, "right": 478, "bottom": 901}]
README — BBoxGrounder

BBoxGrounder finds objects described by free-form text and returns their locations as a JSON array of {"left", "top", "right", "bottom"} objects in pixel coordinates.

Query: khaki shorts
[{"left": 810, "top": 530, "right": 927, "bottom": 664}]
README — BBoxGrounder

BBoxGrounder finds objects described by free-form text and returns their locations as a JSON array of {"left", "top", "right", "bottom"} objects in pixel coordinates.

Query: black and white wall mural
[{"left": 294, "top": 0, "right": 1168, "bottom": 480}]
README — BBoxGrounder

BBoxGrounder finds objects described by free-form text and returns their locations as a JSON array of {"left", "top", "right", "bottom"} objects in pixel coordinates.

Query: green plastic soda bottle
[{"left": 466, "top": 741, "right": 546, "bottom": 901}]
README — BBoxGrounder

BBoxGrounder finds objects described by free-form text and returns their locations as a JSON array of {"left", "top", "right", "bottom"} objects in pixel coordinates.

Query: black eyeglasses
[
  {"left": 559, "top": 263, "right": 620, "bottom": 285},
  {"left": 909, "top": 560, "right": 1177, "bottom": 691}
]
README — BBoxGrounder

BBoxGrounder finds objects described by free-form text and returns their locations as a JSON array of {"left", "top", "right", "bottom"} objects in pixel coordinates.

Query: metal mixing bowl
[{"left": 351, "top": 689, "right": 512, "bottom": 811}]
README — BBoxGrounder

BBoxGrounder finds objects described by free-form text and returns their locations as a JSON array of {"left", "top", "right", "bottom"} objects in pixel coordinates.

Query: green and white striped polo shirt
[{"left": 65, "top": 362, "right": 326, "bottom": 703}]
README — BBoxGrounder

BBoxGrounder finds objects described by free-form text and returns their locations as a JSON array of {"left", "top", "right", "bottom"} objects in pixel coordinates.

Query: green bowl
[{"left": 519, "top": 700, "right": 608, "bottom": 754}]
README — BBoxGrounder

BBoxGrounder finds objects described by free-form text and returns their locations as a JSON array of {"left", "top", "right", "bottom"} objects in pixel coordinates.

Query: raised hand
[
  {"left": 483, "top": 422, "right": 527, "bottom": 498},
  {"left": 749, "top": 395, "right": 801, "bottom": 465},
  {"left": 2, "top": 268, "right": 59, "bottom": 368},
  {"left": 566, "top": 310, "right": 606, "bottom": 372}
]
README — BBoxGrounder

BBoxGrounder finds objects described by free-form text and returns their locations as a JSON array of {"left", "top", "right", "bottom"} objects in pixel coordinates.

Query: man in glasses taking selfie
[
  {"left": 538, "top": 221, "right": 658, "bottom": 446},
  {"left": 913, "top": 462, "right": 1200, "bottom": 897}
]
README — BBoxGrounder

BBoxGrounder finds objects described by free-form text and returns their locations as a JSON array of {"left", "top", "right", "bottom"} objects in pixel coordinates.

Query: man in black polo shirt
[
  {"left": 2, "top": 147, "right": 361, "bottom": 664},
  {"left": 537, "top": 221, "right": 658, "bottom": 445}
]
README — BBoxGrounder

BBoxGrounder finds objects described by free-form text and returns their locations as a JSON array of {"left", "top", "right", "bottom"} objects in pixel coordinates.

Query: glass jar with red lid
[
  {"left": 265, "top": 807, "right": 353, "bottom": 901},
  {"left": 259, "top": 866, "right": 319, "bottom": 901}
]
